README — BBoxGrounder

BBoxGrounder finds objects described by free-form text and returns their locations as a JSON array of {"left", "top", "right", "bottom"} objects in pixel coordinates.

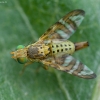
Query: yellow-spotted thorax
[{"left": 11, "top": 44, "right": 50, "bottom": 64}]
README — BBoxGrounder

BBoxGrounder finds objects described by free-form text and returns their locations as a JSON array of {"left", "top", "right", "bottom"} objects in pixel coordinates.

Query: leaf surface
[{"left": 0, "top": 0, "right": 99, "bottom": 100}]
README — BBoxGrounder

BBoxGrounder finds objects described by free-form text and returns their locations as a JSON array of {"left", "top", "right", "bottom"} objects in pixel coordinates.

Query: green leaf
[{"left": 0, "top": 0, "right": 99, "bottom": 100}]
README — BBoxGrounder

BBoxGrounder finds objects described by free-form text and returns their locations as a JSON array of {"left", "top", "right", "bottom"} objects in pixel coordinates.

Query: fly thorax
[
  {"left": 27, "top": 44, "right": 50, "bottom": 59},
  {"left": 51, "top": 40, "right": 75, "bottom": 55}
]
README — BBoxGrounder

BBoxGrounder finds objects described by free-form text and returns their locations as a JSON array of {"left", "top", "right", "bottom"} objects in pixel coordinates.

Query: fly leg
[
  {"left": 35, "top": 64, "right": 49, "bottom": 74},
  {"left": 20, "top": 61, "right": 33, "bottom": 75},
  {"left": 43, "top": 65, "right": 48, "bottom": 70},
  {"left": 42, "top": 60, "right": 61, "bottom": 70}
]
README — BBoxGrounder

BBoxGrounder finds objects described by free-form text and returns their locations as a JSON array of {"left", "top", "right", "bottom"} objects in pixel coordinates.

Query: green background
[{"left": 0, "top": 0, "right": 100, "bottom": 100}]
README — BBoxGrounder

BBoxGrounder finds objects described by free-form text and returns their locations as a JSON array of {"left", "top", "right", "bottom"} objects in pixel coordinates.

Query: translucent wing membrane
[
  {"left": 42, "top": 54, "right": 96, "bottom": 79},
  {"left": 39, "top": 9, "right": 85, "bottom": 40}
]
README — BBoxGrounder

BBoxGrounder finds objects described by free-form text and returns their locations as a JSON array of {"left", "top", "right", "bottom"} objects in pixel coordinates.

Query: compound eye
[
  {"left": 16, "top": 45, "right": 28, "bottom": 64},
  {"left": 17, "top": 57, "right": 28, "bottom": 64},
  {"left": 16, "top": 45, "right": 25, "bottom": 50}
]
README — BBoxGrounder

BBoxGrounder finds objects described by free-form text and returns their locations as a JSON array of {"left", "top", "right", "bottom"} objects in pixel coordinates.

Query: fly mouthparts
[{"left": 11, "top": 52, "right": 14, "bottom": 54}]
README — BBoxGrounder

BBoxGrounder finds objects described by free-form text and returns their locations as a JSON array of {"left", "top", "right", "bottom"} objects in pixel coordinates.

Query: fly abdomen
[{"left": 51, "top": 40, "right": 75, "bottom": 55}]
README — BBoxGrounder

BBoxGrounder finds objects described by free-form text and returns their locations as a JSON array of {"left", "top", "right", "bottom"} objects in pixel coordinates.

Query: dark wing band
[{"left": 39, "top": 9, "right": 85, "bottom": 40}]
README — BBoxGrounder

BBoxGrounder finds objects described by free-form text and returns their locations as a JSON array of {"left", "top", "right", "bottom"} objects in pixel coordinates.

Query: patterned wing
[
  {"left": 39, "top": 9, "right": 85, "bottom": 40},
  {"left": 42, "top": 54, "right": 96, "bottom": 79}
]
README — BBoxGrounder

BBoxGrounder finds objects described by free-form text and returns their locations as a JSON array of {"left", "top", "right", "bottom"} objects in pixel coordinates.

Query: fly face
[{"left": 11, "top": 45, "right": 28, "bottom": 64}]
